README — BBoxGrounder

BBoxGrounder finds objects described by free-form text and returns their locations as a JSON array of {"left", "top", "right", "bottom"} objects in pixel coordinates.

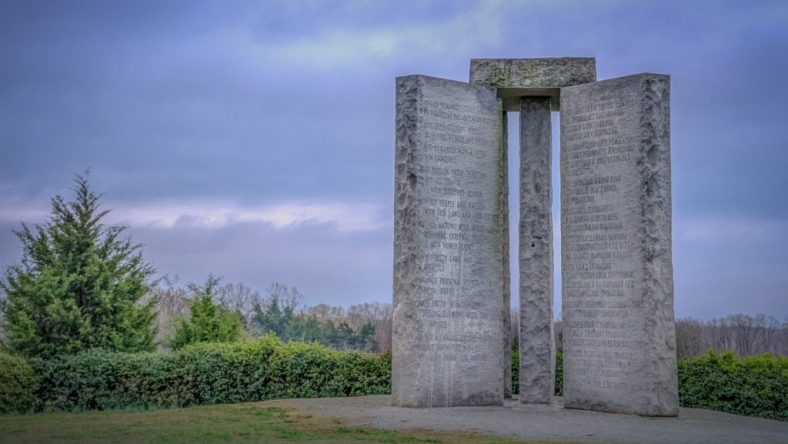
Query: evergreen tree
[
  {"left": 0, "top": 174, "right": 156, "bottom": 358},
  {"left": 300, "top": 316, "right": 322, "bottom": 343},
  {"left": 171, "top": 277, "right": 242, "bottom": 350},
  {"left": 282, "top": 313, "right": 305, "bottom": 342},
  {"left": 321, "top": 321, "right": 339, "bottom": 348},
  {"left": 335, "top": 322, "right": 354, "bottom": 350},
  {"left": 252, "top": 295, "right": 299, "bottom": 340},
  {"left": 280, "top": 303, "right": 297, "bottom": 340},
  {"left": 356, "top": 323, "right": 378, "bottom": 352},
  {"left": 252, "top": 298, "right": 284, "bottom": 337}
]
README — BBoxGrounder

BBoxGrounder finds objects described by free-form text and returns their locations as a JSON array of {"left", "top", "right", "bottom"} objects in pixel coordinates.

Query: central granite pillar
[{"left": 519, "top": 97, "right": 555, "bottom": 403}]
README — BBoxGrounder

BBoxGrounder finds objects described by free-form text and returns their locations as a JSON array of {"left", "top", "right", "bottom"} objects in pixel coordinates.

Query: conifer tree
[
  {"left": 1, "top": 174, "right": 157, "bottom": 358},
  {"left": 171, "top": 276, "right": 242, "bottom": 350}
]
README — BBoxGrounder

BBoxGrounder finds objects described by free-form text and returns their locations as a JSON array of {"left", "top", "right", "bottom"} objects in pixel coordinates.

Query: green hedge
[
  {"left": 0, "top": 352, "right": 37, "bottom": 414},
  {"left": 678, "top": 351, "right": 787, "bottom": 420},
  {"left": 8, "top": 342, "right": 788, "bottom": 421},
  {"left": 555, "top": 350, "right": 563, "bottom": 396},
  {"left": 33, "top": 336, "right": 390, "bottom": 412},
  {"left": 511, "top": 350, "right": 518, "bottom": 395},
  {"left": 514, "top": 350, "right": 787, "bottom": 421}
]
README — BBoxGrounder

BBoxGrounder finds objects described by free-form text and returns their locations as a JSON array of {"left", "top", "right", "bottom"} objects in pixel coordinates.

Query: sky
[{"left": 1, "top": 0, "right": 787, "bottom": 319}]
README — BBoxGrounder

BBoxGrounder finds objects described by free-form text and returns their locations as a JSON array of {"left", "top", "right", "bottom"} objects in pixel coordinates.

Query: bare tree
[
  {"left": 554, "top": 320, "right": 563, "bottom": 352},
  {"left": 265, "top": 282, "right": 304, "bottom": 312},
  {"left": 141, "top": 276, "right": 189, "bottom": 352},
  {"left": 377, "top": 309, "right": 393, "bottom": 353},
  {"left": 348, "top": 302, "right": 393, "bottom": 352},
  {"left": 509, "top": 307, "right": 519, "bottom": 350},
  {"left": 676, "top": 318, "right": 704, "bottom": 359},
  {"left": 216, "top": 282, "right": 265, "bottom": 329},
  {"left": 676, "top": 314, "right": 787, "bottom": 358},
  {"left": 305, "top": 304, "right": 346, "bottom": 323}
]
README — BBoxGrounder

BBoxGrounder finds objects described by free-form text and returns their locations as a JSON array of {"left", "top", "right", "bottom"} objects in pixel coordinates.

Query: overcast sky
[{"left": 1, "top": 0, "right": 786, "bottom": 319}]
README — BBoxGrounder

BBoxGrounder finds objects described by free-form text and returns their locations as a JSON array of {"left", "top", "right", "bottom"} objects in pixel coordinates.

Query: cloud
[
  {"left": 674, "top": 216, "right": 787, "bottom": 243},
  {"left": 1, "top": 0, "right": 787, "bottom": 317},
  {"left": 126, "top": 218, "right": 393, "bottom": 306},
  {"left": 0, "top": 199, "right": 387, "bottom": 233},
  {"left": 240, "top": 0, "right": 505, "bottom": 67}
]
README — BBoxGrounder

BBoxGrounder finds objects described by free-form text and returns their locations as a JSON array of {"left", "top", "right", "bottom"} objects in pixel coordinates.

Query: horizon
[{"left": 1, "top": 0, "right": 787, "bottom": 320}]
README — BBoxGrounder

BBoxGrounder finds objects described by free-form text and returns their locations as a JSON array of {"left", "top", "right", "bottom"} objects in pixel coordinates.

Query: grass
[{"left": 0, "top": 403, "right": 534, "bottom": 444}]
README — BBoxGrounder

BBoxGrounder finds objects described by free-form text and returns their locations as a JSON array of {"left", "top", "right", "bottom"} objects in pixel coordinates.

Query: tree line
[
  {"left": 674, "top": 314, "right": 788, "bottom": 359},
  {"left": 0, "top": 175, "right": 785, "bottom": 360},
  {"left": 0, "top": 175, "right": 391, "bottom": 359},
  {"left": 146, "top": 277, "right": 390, "bottom": 352},
  {"left": 510, "top": 311, "right": 788, "bottom": 359}
]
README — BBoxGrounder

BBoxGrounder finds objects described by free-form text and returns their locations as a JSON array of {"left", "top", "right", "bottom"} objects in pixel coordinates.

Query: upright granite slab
[
  {"left": 560, "top": 74, "right": 678, "bottom": 416},
  {"left": 393, "top": 75, "right": 506, "bottom": 407},
  {"left": 519, "top": 97, "right": 555, "bottom": 404},
  {"left": 470, "top": 58, "right": 596, "bottom": 110}
]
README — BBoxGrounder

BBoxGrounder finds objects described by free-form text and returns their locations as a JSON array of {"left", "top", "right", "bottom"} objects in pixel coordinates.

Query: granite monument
[{"left": 392, "top": 60, "right": 678, "bottom": 416}]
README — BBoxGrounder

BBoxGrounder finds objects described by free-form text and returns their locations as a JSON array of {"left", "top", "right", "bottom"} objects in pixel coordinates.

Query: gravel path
[{"left": 272, "top": 395, "right": 788, "bottom": 443}]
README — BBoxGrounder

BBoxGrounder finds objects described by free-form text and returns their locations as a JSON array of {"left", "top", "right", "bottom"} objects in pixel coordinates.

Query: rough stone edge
[
  {"left": 391, "top": 74, "right": 422, "bottom": 408},
  {"left": 636, "top": 73, "right": 679, "bottom": 416}
]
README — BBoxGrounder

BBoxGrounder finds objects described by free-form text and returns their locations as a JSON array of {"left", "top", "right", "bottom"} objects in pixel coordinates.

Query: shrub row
[
  {"left": 678, "top": 351, "right": 787, "bottom": 420},
  {"left": 2, "top": 342, "right": 785, "bottom": 421},
  {"left": 512, "top": 350, "right": 787, "bottom": 421},
  {"left": 29, "top": 336, "right": 390, "bottom": 412}
]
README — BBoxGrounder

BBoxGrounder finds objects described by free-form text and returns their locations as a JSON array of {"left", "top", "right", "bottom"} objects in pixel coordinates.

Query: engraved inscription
[
  {"left": 393, "top": 75, "right": 503, "bottom": 407},
  {"left": 401, "top": 90, "right": 501, "bottom": 362},
  {"left": 561, "top": 94, "right": 641, "bottom": 397},
  {"left": 561, "top": 74, "right": 678, "bottom": 417}
]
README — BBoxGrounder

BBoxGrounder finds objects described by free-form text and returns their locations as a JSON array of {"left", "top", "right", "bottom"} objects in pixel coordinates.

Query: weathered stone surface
[
  {"left": 500, "top": 110, "right": 512, "bottom": 399},
  {"left": 470, "top": 58, "right": 596, "bottom": 111},
  {"left": 560, "top": 73, "right": 678, "bottom": 416},
  {"left": 392, "top": 75, "right": 506, "bottom": 407},
  {"left": 519, "top": 97, "right": 555, "bottom": 404},
  {"left": 470, "top": 69, "right": 514, "bottom": 400}
]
